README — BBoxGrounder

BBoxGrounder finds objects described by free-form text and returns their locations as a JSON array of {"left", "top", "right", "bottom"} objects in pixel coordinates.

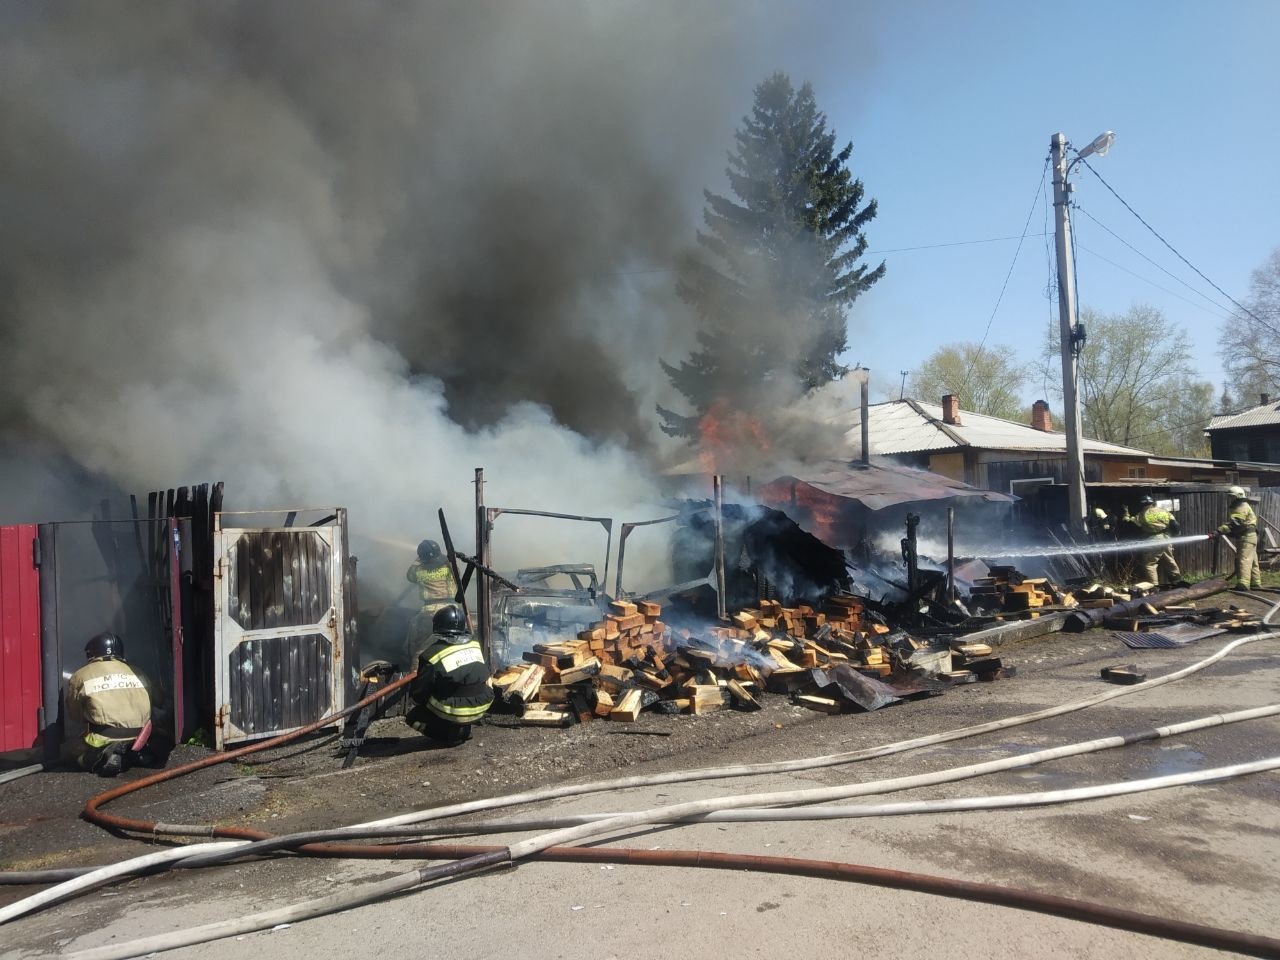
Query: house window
[{"left": 1126, "top": 466, "right": 1147, "bottom": 479}]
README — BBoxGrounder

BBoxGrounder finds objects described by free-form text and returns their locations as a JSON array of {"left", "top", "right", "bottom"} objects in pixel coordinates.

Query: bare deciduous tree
[
  {"left": 1044, "top": 304, "right": 1214, "bottom": 456},
  {"left": 908, "top": 342, "right": 1029, "bottom": 421},
  {"left": 1219, "top": 246, "right": 1280, "bottom": 410}
]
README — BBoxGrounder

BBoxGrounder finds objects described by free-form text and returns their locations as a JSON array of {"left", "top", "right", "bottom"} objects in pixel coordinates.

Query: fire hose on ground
[
  {"left": 74, "top": 591, "right": 1280, "bottom": 845},
  {"left": 5, "top": 701, "right": 1278, "bottom": 925},
  {"left": 57, "top": 703, "right": 1280, "bottom": 960},
  {"left": 5, "top": 623, "right": 1280, "bottom": 958}
]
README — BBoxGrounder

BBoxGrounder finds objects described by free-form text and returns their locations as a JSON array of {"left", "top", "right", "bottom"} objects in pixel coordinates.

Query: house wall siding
[{"left": 1209, "top": 427, "right": 1280, "bottom": 465}]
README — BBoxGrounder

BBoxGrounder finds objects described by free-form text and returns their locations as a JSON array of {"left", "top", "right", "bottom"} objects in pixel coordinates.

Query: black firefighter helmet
[
  {"left": 432, "top": 604, "right": 467, "bottom": 636},
  {"left": 417, "top": 539, "right": 443, "bottom": 564},
  {"left": 85, "top": 631, "right": 124, "bottom": 661}
]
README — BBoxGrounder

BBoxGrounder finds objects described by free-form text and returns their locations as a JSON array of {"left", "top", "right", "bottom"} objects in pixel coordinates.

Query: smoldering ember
[{"left": 2, "top": 6, "right": 1280, "bottom": 960}]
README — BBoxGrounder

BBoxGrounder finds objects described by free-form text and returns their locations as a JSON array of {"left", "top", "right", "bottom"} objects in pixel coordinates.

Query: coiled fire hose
[{"left": 6, "top": 632, "right": 1280, "bottom": 958}]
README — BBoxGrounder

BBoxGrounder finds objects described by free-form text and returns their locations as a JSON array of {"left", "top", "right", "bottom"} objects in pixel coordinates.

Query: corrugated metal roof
[
  {"left": 762, "top": 459, "right": 1015, "bottom": 512},
  {"left": 843, "top": 399, "right": 1150, "bottom": 457},
  {"left": 1207, "top": 399, "right": 1280, "bottom": 431}
]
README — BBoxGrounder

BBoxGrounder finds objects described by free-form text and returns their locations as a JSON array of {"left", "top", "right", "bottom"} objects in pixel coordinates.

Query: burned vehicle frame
[{"left": 489, "top": 563, "right": 608, "bottom": 667}]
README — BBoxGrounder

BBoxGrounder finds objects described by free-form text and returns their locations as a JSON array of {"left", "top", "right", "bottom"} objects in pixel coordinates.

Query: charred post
[
  {"left": 474, "top": 467, "right": 490, "bottom": 661},
  {"left": 713, "top": 475, "right": 727, "bottom": 622}
]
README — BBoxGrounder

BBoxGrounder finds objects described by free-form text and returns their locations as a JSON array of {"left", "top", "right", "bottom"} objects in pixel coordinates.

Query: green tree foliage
[
  {"left": 658, "top": 72, "right": 884, "bottom": 438},
  {"left": 908, "top": 342, "right": 1030, "bottom": 421},
  {"left": 1045, "top": 304, "right": 1214, "bottom": 457},
  {"left": 1219, "top": 246, "right": 1280, "bottom": 410}
]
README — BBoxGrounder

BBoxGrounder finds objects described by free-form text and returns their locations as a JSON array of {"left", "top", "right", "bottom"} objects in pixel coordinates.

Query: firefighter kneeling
[
  {"left": 405, "top": 605, "right": 492, "bottom": 746},
  {"left": 64, "top": 632, "right": 155, "bottom": 777}
]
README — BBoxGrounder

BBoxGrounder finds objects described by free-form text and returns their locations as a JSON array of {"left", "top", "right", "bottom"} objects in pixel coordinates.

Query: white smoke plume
[{"left": 0, "top": 3, "right": 874, "bottom": 593}]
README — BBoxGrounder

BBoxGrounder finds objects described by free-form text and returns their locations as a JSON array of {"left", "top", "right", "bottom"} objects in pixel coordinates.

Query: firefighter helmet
[
  {"left": 1138, "top": 495, "right": 1155, "bottom": 507},
  {"left": 417, "top": 539, "right": 443, "bottom": 564},
  {"left": 1228, "top": 485, "right": 1248, "bottom": 500},
  {"left": 85, "top": 632, "right": 124, "bottom": 661},
  {"left": 431, "top": 605, "right": 467, "bottom": 636}
]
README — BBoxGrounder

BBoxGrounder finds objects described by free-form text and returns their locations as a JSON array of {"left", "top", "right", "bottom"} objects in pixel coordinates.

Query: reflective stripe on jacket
[
  {"left": 406, "top": 562, "right": 457, "bottom": 606},
  {"left": 1219, "top": 501, "right": 1258, "bottom": 545},
  {"left": 1136, "top": 507, "right": 1174, "bottom": 536},
  {"left": 408, "top": 637, "right": 492, "bottom": 726}
]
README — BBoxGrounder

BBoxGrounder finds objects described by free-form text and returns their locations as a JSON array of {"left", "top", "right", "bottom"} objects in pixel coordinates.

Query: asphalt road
[{"left": 6, "top": 619, "right": 1280, "bottom": 960}]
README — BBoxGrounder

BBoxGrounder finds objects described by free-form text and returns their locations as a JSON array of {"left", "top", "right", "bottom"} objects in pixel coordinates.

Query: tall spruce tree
[{"left": 658, "top": 73, "right": 884, "bottom": 438}]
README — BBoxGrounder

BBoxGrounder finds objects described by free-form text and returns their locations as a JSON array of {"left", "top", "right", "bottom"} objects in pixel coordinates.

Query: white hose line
[
  {"left": 1264, "top": 594, "right": 1280, "bottom": 626},
  {"left": 0, "top": 842, "right": 247, "bottom": 926},
  {"left": 65, "top": 865, "right": 466, "bottom": 960},
  {"left": 0, "top": 764, "right": 43, "bottom": 786},
  {"left": 60, "top": 704, "right": 1280, "bottom": 960},
  {"left": 38, "top": 629, "right": 1280, "bottom": 955},
  {"left": 46, "top": 631, "right": 1277, "bottom": 930},
  {"left": 421, "top": 755, "right": 1280, "bottom": 832},
  {"left": 350, "top": 632, "right": 1280, "bottom": 832},
  {"left": 505, "top": 704, "right": 1280, "bottom": 859}
]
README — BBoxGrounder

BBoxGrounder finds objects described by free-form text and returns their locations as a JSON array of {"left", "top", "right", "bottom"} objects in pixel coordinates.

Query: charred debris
[
  {"left": 476, "top": 487, "right": 1275, "bottom": 731},
  {"left": 482, "top": 499, "right": 1029, "bottom": 729}
]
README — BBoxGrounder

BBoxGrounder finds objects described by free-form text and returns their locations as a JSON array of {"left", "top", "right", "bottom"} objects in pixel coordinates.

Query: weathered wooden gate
[{"left": 212, "top": 510, "right": 353, "bottom": 749}]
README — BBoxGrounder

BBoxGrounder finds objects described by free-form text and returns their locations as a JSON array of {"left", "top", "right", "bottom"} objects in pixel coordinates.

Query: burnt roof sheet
[{"left": 768, "top": 459, "right": 1015, "bottom": 512}]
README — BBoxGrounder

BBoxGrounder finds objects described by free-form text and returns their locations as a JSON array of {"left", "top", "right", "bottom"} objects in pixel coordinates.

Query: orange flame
[{"left": 696, "top": 399, "right": 772, "bottom": 474}]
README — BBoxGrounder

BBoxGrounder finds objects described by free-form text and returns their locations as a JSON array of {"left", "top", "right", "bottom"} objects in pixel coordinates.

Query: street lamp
[{"left": 1050, "top": 129, "right": 1115, "bottom": 539}]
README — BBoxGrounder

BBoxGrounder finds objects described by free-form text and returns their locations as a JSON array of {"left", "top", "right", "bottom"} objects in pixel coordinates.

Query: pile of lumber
[
  {"left": 490, "top": 593, "right": 924, "bottom": 727},
  {"left": 946, "top": 640, "right": 1015, "bottom": 683},
  {"left": 967, "top": 567, "right": 1077, "bottom": 619},
  {"left": 1077, "top": 581, "right": 1173, "bottom": 610}
]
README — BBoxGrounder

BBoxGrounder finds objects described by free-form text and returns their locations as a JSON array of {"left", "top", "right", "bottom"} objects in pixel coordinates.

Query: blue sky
[{"left": 759, "top": 0, "right": 1279, "bottom": 406}]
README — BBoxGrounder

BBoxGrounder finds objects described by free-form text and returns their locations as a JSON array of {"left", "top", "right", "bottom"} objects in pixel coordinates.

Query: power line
[
  {"left": 1119, "top": 412, "right": 1218, "bottom": 447},
  {"left": 1075, "top": 243, "right": 1236, "bottom": 322},
  {"left": 1041, "top": 164, "right": 1058, "bottom": 400},
  {"left": 612, "top": 232, "right": 1053, "bottom": 277},
  {"left": 865, "top": 233, "right": 1050, "bottom": 255},
  {"left": 1077, "top": 157, "right": 1263, "bottom": 325},
  {"left": 1073, "top": 205, "right": 1237, "bottom": 316},
  {"left": 959, "top": 158, "right": 1049, "bottom": 399}
]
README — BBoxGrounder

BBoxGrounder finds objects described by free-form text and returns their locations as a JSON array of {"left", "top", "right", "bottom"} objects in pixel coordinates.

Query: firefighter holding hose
[
  {"left": 1127, "top": 494, "right": 1181, "bottom": 586},
  {"left": 1211, "top": 486, "right": 1262, "bottom": 591},
  {"left": 64, "top": 632, "right": 155, "bottom": 776},
  {"left": 406, "top": 539, "right": 457, "bottom": 614},
  {"left": 404, "top": 538, "right": 458, "bottom": 662},
  {"left": 404, "top": 605, "right": 492, "bottom": 746}
]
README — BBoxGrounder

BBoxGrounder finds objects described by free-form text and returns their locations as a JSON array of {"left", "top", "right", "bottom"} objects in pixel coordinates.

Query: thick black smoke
[{"left": 0, "top": 1, "right": 877, "bottom": 568}]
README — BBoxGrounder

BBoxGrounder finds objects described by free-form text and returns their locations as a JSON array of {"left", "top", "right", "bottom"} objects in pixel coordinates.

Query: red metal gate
[{"left": 0, "top": 524, "right": 42, "bottom": 753}]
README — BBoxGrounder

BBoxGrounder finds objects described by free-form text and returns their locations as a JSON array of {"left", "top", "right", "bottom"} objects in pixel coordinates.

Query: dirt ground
[{"left": 3, "top": 588, "right": 1279, "bottom": 959}]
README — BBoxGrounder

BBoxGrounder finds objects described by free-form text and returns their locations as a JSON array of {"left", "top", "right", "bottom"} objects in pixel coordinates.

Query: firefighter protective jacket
[
  {"left": 66, "top": 657, "right": 152, "bottom": 743},
  {"left": 408, "top": 635, "right": 493, "bottom": 725},
  {"left": 1136, "top": 506, "right": 1179, "bottom": 537},
  {"left": 405, "top": 561, "right": 457, "bottom": 609},
  {"left": 1218, "top": 501, "right": 1259, "bottom": 545}
]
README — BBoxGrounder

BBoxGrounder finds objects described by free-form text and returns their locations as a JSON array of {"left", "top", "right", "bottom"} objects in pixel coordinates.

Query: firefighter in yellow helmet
[
  {"left": 404, "top": 539, "right": 458, "bottom": 663},
  {"left": 404, "top": 605, "right": 492, "bottom": 746},
  {"left": 63, "top": 632, "right": 154, "bottom": 776},
  {"left": 1131, "top": 494, "right": 1181, "bottom": 586},
  {"left": 1213, "top": 486, "right": 1261, "bottom": 591}
]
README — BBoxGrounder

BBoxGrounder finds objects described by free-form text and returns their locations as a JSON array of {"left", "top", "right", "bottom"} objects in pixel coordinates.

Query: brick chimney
[
  {"left": 1262, "top": 392, "right": 1272, "bottom": 405},
  {"left": 941, "top": 393, "right": 961, "bottom": 425},
  {"left": 1030, "top": 399, "right": 1053, "bottom": 432}
]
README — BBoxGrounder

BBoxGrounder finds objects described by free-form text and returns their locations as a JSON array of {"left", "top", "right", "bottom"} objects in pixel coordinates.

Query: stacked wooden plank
[
  {"left": 967, "top": 568, "right": 1077, "bottom": 619},
  {"left": 946, "top": 640, "right": 1014, "bottom": 682},
  {"left": 490, "top": 593, "right": 912, "bottom": 726}
]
